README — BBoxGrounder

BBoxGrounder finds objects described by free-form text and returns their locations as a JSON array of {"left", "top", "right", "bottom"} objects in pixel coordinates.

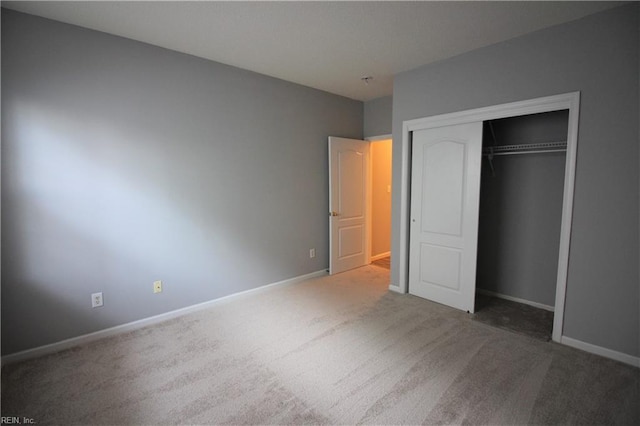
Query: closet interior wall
[{"left": 476, "top": 110, "right": 569, "bottom": 308}]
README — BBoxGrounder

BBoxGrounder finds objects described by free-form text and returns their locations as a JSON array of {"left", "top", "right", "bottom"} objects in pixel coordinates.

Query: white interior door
[
  {"left": 329, "top": 137, "right": 370, "bottom": 275},
  {"left": 409, "top": 122, "right": 483, "bottom": 312}
]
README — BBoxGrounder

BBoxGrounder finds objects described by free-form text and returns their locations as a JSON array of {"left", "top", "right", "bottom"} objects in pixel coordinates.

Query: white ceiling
[{"left": 2, "top": 1, "right": 624, "bottom": 101}]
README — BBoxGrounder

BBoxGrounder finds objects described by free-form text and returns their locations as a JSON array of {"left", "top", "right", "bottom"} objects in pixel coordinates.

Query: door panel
[
  {"left": 338, "top": 150, "right": 364, "bottom": 218},
  {"left": 339, "top": 225, "right": 364, "bottom": 257},
  {"left": 420, "top": 244, "right": 462, "bottom": 290},
  {"left": 409, "top": 122, "right": 482, "bottom": 312},
  {"left": 421, "top": 142, "right": 465, "bottom": 236},
  {"left": 329, "top": 137, "right": 369, "bottom": 275}
]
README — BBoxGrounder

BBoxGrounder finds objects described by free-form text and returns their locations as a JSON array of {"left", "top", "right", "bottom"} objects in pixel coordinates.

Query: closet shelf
[{"left": 483, "top": 141, "right": 567, "bottom": 156}]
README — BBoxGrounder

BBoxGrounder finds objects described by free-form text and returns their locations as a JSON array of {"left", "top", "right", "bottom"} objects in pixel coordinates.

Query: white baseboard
[
  {"left": 1, "top": 270, "right": 327, "bottom": 366},
  {"left": 388, "top": 284, "right": 403, "bottom": 294},
  {"left": 561, "top": 336, "right": 640, "bottom": 368},
  {"left": 476, "top": 288, "right": 554, "bottom": 312},
  {"left": 371, "top": 252, "right": 391, "bottom": 262}
]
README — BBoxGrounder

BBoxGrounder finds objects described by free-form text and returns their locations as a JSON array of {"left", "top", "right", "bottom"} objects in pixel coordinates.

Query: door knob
[{"left": 329, "top": 211, "right": 340, "bottom": 217}]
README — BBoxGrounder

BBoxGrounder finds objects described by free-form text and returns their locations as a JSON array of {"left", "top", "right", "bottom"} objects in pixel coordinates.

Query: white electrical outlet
[
  {"left": 309, "top": 248, "right": 316, "bottom": 258},
  {"left": 153, "top": 280, "right": 162, "bottom": 293},
  {"left": 91, "top": 292, "right": 103, "bottom": 308}
]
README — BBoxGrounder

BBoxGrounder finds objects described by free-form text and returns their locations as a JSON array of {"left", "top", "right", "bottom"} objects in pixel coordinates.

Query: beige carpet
[
  {"left": 2, "top": 266, "right": 638, "bottom": 425},
  {"left": 472, "top": 294, "right": 554, "bottom": 342},
  {"left": 371, "top": 256, "right": 390, "bottom": 269}
]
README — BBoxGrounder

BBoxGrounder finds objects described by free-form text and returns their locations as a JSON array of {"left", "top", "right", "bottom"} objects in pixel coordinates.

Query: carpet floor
[
  {"left": 2, "top": 266, "right": 638, "bottom": 425},
  {"left": 472, "top": 294, "right": 554, "bottom": 342},
  {"left": 371, "top": 256, "right": 391, "bottom": 269}
]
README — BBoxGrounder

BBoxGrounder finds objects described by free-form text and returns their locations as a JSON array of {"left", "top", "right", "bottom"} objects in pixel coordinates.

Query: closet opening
[
  {"left": 370, "top": 139, "right": 393, "bottom": 270},
  {"left": 399, "top": 92, "right": 580, "bottom": 343},
  {"left": 473, "top": 110, "right": 569, "bottom": 341}
]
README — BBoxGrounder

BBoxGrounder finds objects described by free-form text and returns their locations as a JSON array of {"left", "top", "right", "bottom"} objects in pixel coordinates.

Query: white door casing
[
  {"left": 409, "top": 122, "right": 483, "bottom": 313},
  {"left": 329, "top": 137, "right": 370, "bottom": 275}
]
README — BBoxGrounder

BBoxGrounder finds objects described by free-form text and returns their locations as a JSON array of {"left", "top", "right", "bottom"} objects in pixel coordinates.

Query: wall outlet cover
[{"left": 91, "top": 292, "right": 103, "bottom": 308}]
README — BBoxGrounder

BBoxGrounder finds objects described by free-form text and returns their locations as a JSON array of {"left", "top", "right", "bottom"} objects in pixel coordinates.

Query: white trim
[
  {"left": 399, "top": 92, "right": 580, "bottom": 345},
  {"left": 366, "top": 134, "right": 392, "bottom": 142},
  {"left": 388, "top": 284, "right": 403, "bottom": 293},
  {"left": 1, "top": 270, "right": 327, "bottom": 366},
  {"left": 552, "top": 93, "right": 580, "bottom": 342},
  {"left": 561, "top": 336, "right": 640, "bottom": 368},
  {"left": 476, "top": 288, "right": 554, "bottom": 312},
  {"left": 371, "top": 251, "right": 391, "bottom": 262},
  {"left": 366, "top": 141, "right": 373, "bottom": 265},
  {"left": 402, "top": 93, "right": 579, "bottom": 132}
]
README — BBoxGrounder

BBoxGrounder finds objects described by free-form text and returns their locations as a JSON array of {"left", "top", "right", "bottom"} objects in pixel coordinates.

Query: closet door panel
[
  {"left": 409, "top": 122, "right": 482, "bottom": 313},
  {"left": 421, "top": 141, "right": 465, "bottom": 236},
  {"left": 419, "top": 244, "right": 462, "bottom": 291}
]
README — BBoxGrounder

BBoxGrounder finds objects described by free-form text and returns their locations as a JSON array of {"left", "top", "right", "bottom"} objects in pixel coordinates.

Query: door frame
[
  {"left": 397, "top": 92, "right": 580, "bottom": 343},
  {"left": 329, "top": 134, "right": 393, "bottom": 274}
]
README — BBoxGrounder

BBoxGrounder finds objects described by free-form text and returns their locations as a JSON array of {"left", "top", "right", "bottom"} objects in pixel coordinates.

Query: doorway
[
  {"left": 397, "top": 92, "right": 580, "bottom": 343},
  {"left": 370, "top": 138, "right": 392, "bottom": 270},
  {"left": 472, "top": 110, "right": 569, "bottom": 341},
  {"left": 328, "top": 136, "right": 392, "bottom": 274}
]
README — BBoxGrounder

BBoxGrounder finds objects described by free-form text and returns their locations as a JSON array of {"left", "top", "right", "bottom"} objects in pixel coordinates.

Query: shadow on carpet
[{"left": 472, "top": 294, "right": 553, "bottom": 341}]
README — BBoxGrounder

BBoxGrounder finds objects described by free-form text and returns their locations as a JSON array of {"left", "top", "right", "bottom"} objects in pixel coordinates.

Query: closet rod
[
  {"left": 482, "top": 141, "right": 567, "bottom": 156},
  {"left": 486, "top": 148, "right": 566, "bottom": 157}
]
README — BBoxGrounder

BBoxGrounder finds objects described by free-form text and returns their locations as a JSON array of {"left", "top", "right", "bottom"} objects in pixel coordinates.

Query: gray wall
[
  {"left": 392, "top": 4, "right": 639, "bottom": 357},
  {"left": 1, "top": 10, "right": 363, "bottom": 355},
  {"left": 477, "top": 111, "right": 568, "bottom": 307},
  {"left": 364, "top": 96, "right": 392, "bottom": 138}
]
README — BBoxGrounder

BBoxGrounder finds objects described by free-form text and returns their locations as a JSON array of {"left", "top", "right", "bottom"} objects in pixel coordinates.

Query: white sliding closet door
[{"left": 409, "top": 122, "right": 483, "bottom": 313}]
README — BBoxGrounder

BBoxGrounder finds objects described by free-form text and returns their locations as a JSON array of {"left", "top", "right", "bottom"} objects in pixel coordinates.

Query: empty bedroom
[{"left": 1, "top": 2, "right": 638, "bottom": 425}]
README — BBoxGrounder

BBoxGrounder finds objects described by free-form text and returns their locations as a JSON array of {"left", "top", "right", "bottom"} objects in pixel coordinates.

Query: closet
[
  {"left": 404, "top": 92, "right": 579, "bottom": 343},
  {"left": 474, "top": 110, "right": 569, "bottom": 339}
]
